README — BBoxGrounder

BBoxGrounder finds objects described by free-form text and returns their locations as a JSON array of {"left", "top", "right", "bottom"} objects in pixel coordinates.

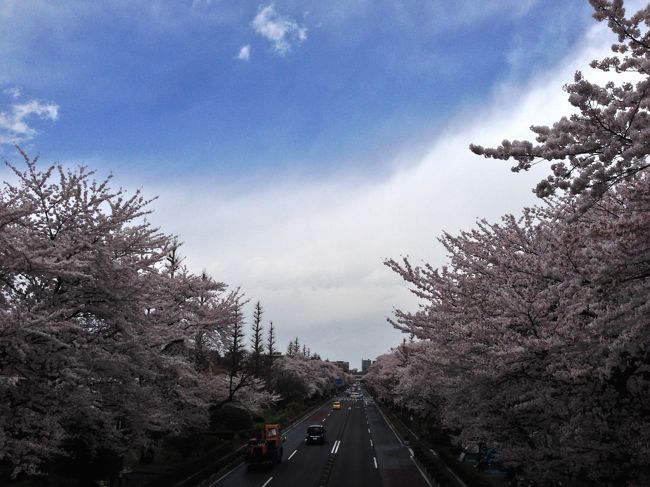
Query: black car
[{"left": 305, "top": 425, "right": 326, "bottom": 444}]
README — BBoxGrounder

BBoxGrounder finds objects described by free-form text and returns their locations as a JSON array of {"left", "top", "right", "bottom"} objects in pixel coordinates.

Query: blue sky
[
  {"left": 1, "top": 0, "right": 608, "bottom": 366},
  {"left": 1, "top": 1, "right": 591, "bottom": 176}
]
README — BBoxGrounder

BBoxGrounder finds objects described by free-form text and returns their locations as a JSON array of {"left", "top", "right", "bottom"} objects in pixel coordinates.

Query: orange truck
[{"left": 245, "top": 424, "right": 284, "bottom": 467}]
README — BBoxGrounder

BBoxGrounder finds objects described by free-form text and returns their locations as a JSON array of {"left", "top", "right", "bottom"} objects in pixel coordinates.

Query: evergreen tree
[
  {"left": 250, "top": 301, "right": 264, "bottom": 375},
  {"left": 267, "top": 320, "right": 276, "bottom": 367}
]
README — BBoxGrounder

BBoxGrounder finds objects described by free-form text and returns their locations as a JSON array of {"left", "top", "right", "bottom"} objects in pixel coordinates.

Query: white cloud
[
  {"left": 0, "top": 97, "right": 59, "bottom": 145},
  {"left": 251, "top": 3, "right": 307, "bottom": 55},
  {"left": 236, "top": 44, "right": 251, "bottom": 61}
]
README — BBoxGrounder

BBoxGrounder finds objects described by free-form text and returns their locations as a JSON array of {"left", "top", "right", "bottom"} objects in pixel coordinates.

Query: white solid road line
[
  {"left": 445, "top": 465, "right": 468, "bottom": 487},
  {"left": 410, "top": 458, "right": 433, "bottom": 487},
  {"left": 405, "top": 424, "right": 420, "bottom": 440},
  {"left": 261, "top": 476, "right": 273, "bottom": 487},
  {"left": 207, "top": 463, "right": 244, "bottom": 486},
  {"left": 373, "top": 457, "right": 378, "bottom": 469},
  {"left": 288, "top": 450, "right": 298, "bottom": 460}
]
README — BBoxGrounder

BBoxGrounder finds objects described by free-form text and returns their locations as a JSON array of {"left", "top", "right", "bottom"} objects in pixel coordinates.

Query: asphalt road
[{"left": 208, "top": 394, "right": 430, "bottom": 487}]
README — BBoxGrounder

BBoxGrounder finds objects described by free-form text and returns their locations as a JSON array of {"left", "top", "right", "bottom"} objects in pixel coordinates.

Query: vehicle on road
[
  {"left": 245, "top": 424, "right": 284, "bottom": 468},
  {"left": 332, "top": 401, "right": 341, "bottom": 410},
  {"left": 305, "top": 425, "right": 326, "bottom": 444}
]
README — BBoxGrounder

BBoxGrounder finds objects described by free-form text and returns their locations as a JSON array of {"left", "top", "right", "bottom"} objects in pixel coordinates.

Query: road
[{"left": 208, "top": 394, "right": 431, "bottom": 487}]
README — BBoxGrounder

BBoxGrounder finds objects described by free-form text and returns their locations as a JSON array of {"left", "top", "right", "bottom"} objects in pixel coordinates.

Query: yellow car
[{"left": 332, "top": 401, "right": 341, "bottom": 410}]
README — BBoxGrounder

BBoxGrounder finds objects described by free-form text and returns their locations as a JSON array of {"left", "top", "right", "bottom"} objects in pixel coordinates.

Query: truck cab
[{"left": 245, "top": 424, "right": 284, "bottom": 467}]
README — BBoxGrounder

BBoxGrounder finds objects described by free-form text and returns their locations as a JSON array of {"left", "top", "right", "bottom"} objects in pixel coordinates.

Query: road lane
[
  {"left": 211, "top": 398, "right": 347, "bottom": 487},
  {"left": 279, "top": 399, "right": 350, "bottom": 487},
  {"left": 327, "top": 396, "right": 381, "bottom": 486},
  {"left": 365, "top": 396, "right": 430, "bottom": 487},
  {"left": 210, "top": 393, "right": 430, "bottom": 487}
]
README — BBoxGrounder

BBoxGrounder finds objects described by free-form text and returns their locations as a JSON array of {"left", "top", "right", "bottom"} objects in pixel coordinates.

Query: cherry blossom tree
[
  {"left": 366, "top": 342, "right": 443, "bottom": 419},
  {"left": 471, "top": 0, "right": 650, "bottom": 201},
  {"left": 0, "top": 152, "right": 162, "bottom": 476},
  {"left": 146, "top": 267, "right": 238, "bottom": 371},
  {"left": 272, "top": 353, "right": 343, "bottom": 401},
  {"left": 0, "top": 151, "right": 241, "bottom": 479},
  {"left": 381, "top": 3, "right": 650, "bottom": 485},
  {"left": 364, "top": 351, "right": 404, "bottom": 404},
  {"left": 385, "top": 173, "right": 650, "bottom": 485}
]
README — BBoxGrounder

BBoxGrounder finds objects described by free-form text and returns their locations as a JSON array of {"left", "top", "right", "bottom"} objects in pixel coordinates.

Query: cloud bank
[{"left": 143, "top": 19, "right": 616, "bottom": 367}]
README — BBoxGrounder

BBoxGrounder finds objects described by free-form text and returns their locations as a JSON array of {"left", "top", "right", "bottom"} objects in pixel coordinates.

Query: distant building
[
  {"left": 333, "top": 361, "right": 349, "bottom": 373},
  {"left": 361, "top": 358, "right": 371, "bottom": 374}
]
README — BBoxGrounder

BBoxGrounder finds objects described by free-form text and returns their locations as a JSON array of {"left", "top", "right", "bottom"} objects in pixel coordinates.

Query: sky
[{"left": 0, "top": 0, "right": 625, "bottom": 368}]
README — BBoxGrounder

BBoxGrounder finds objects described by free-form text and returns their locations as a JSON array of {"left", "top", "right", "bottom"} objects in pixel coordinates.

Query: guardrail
[{"left": 119, "top": 442, "right": 237, "bottom": 487}]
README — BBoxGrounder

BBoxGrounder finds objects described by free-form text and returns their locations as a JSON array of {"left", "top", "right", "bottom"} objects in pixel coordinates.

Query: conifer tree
[{"left": 250, "top": 301, "right": 264, "bottom": 375}]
